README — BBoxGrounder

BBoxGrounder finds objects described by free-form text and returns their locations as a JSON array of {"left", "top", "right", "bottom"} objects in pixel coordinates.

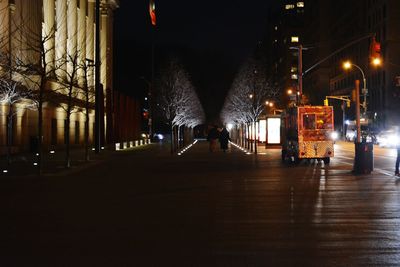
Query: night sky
[{"left": 114, "top": 0, "right": 277, "bottom": 122}]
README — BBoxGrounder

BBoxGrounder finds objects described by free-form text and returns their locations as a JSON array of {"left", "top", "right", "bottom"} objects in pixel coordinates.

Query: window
[
  {"left": 291, "top": 74, "right": 298, "bottom": 80},
  {"left": 285, "top": 4, "right": 295, "bottom": 10},
  {"left": 291, "top": 36, "right": 299, "bottom": 43},
  {"left": 297, "top": 2, "right": 304, "bottom": 8},
  {"left": 291, "top": 66, "right": 298, "bottom": 73},
  {"left": 303, "top": 114, "right": 316, "bottom": 130}
]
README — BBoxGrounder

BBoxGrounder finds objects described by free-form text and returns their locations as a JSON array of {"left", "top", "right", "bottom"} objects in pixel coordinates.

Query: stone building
[{"left": 0, "top": 0, "right": 119, "bottom": 154}]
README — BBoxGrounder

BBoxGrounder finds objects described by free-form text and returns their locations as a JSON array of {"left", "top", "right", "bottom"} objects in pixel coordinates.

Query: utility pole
[
  {"left": 94, "top": 0, "right": 101, "bottom": 153},
  {"left": 298, "top": 44, "right": 303, "bottom": 102},
  {"left": 355, "top": 80, "right": 361, "bottom": 143}
]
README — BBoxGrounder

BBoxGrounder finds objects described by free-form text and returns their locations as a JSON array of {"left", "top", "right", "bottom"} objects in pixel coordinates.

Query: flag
[{"left": 149, "top": 0, "right": 156, "bottom": 26}]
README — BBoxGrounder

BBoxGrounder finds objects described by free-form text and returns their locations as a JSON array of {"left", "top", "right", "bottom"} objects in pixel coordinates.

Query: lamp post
[
  {"left": 342, "top": 59, "right": 382, "bottom": 174},
  {"left": 343, "top": 61, "right": 368, "bottom": 116},
  {"left": 343, "top": 59, "right": 382, "bottom": 117},
  {"left": 140, "top": 77, "right": 152, "bottom": 138},
  {"left": 94, "top": 0, "right": 101, "bottom": 154}
]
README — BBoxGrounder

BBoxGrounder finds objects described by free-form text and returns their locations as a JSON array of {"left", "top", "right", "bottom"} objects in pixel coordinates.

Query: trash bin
[{"left": 353, "top": 142, "right": 373, "bottom": 174}]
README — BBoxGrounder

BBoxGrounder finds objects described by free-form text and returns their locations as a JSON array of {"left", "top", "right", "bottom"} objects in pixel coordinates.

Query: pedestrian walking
[
  {"left": 207, "top": 125, "right": 219, "bottom": 152},
  {"left": 219, "top": 127, "right": 231, "bottom": 152}
]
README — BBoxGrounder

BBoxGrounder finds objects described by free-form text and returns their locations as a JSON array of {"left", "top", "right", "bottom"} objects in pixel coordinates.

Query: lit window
[
  {"left": 291, "top": 36, "right": 299, "bottom": 43},
  {"left": 291, "top": 74, "right": 298, "bottom": 80},
  {"left": 297, "top": 2, "right": 304, "bottom": 8},
  {"left": 291, "top": 66, "right": 298, "bottom": 73},
  {"left": 285, "top": 4, "right": 295, "bottom": 10}
]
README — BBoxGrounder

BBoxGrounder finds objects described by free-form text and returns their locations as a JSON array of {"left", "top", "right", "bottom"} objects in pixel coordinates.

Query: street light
[
  {"left": 342, "top": 58, "right": 382, "bottom": 175},
  {"left": 343, "top": 59, "right": 382, "bottom": 116},
  {"left": 343, "top": 61, "right": 368, "bottom": 116}
]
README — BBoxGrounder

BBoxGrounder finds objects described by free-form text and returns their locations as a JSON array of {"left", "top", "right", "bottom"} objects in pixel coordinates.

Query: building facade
[
  {"left": 0, "top": 0, "right": 120, "bottom": 154},
  {"left": 328, "top": 0, "right": 400, "bottom": 128},
  {"left": 263, "top": 1, "right": 306, "bottom": 106},
  {"left": 264, "top": 0, "right": 400, "bottom": 129}
]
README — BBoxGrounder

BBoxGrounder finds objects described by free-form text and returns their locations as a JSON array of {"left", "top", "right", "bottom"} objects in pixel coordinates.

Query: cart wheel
[{"left": 323, "top": 157, "right": 330, "bottom": 164}]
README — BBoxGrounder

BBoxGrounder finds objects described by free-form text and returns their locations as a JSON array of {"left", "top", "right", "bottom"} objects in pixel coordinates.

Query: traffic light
[
  {"left": 370, "top": 36, "right": 382, "bottom": 65},
  {"left": 324, "top": 99, "right": 329, "bottom": 106}
]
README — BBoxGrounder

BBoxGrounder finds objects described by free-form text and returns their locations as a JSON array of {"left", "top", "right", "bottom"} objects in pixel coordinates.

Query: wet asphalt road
[{"left": 2, "top": 141, "right": 400, "bottom": 266}]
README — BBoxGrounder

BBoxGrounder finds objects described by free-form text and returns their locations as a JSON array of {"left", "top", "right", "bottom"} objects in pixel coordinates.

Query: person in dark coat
[{"left": 219, "top": 127, "right": 231, "bottom": 152}]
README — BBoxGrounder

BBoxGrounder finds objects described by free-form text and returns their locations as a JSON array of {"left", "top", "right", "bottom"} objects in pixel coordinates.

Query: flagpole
[{"left": 148, "top": 0, "right": 156, "bottom": 140}]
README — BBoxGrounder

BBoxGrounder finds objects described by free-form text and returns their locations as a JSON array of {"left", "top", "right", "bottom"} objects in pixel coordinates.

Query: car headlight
[
  {"left": 389, "top": 134, "right": 400, "bottom": 146},
  {"left": 331, "top": 131, "right": 339, "bottom": 141}
]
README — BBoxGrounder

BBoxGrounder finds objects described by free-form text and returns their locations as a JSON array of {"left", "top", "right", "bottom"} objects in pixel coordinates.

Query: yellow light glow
[
  {"left": 249, "top": 94, "right": 253, "bottom": 99},
  {"left": 269, "top": 102, "right": 274, "bottom": 107},
  {"left": 343, "top": 61, "right": 352, "bottom": 70},
  {"left": 372, "top": 57, "right": 382, "bottom": 66},
  {"left": 291, "top": 36, "right": 299, "bottom": 43},
  {"left": 287, "top": 89, "right": 293, "bottom": 95},
  {"left": 265, "top": 101, "right": 269, "bottom": 105}
]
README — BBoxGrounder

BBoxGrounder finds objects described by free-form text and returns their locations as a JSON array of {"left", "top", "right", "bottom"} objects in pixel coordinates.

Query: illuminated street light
[
  {"left": 287, "top": 89, "right": 293, "bottom": 95},
  {"left": 343, "top": 61, "right": 352, "bottom": 70},
  {"left": 249, "top": 94, "right": 253, "bottom": 99},
  {"left": 372, "top": 57, "right": 382, "bottom": 67},
  {"left": 342, "top": 60, "right": 368, "bottom": 115},
  {"left": 269, "top": 102, "right": 274, "bottom": 107}
]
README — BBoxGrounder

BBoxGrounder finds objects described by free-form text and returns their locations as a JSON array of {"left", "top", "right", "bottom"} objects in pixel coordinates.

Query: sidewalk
[{"left": 0, "top": 144, "right": 155, "bottom": 177}]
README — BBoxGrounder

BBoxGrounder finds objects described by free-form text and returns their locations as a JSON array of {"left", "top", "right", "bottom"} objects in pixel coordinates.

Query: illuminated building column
[
  {"left": 43, "top": 0, "right": 55, "bottom": 73},
  {"left": 100, "top": 4, "right": 108, "bottom": 88},
  {"left": 77, "top": 0, "right": 87, "bottom": 83},
  {"left": 0, "top": 1, "right": 9, "bottom": 55},
  {"left": 67, "top": 0, "right": 78, "bottom": 74},
  {"left": 55, "top": 0, "right": 67, "bottom": 76},
  {"left": 87, "top": 1, "right": 95, "bottom": 87},
  {"left": 18, "top": 0, "right": 41, "bottom": 65}
]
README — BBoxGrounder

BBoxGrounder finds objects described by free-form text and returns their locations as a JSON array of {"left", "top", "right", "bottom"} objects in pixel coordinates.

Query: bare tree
[
  {"left": 157, "top": 58, "right": 205, "bottom": 153},
  {"left": 221, "top": 57, "right": 280, "bottom": 153},
  {"left": 54, "top": 51, "right": 81, "bottom": 168},
  {"left": 11, "top": 20, "right": 58, "bottom": 175},
  {"left": 79, "top": 59, "right": 95, "bottom": 162},
  {"left": 0, "top": 78, "right": 36, "bottom": 164}
]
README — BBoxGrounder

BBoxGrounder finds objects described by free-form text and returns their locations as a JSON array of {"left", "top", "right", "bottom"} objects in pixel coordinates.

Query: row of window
[{"left": 285, "top": 2, "right": 305, "bottom": 10}]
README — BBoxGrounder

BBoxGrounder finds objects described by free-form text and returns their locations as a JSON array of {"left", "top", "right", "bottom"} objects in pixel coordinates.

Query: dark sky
[{"left": 114, "top": 0, "right": 276, "bottom": 121}]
